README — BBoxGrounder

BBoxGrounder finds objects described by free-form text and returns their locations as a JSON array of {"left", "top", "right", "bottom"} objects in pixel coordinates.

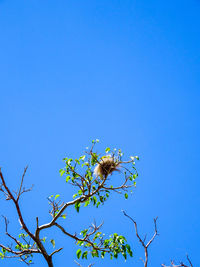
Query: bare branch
[
  {"left": 0, "top": 168, "right": 53, "bottom": 267},
  {"left": 186, "top": 255, "right": 193, "bottom": 267},
  {"left": 161, "top": 255, "right": 193, "bottom": 267},
  {"left": 146, "top": 217, "right": 158, "bottom": 247},
  {"left": 50, "top": 247, "right": 63, "bottom": 257},
  {"left": 17, "top": 166, "right": 28, "bottom": 201},
  {"left": 123, "top": 210, "right": 158, "bottom": 267},
  {"left": 74, "top": 260, "right": 95, "bottom": 267}
]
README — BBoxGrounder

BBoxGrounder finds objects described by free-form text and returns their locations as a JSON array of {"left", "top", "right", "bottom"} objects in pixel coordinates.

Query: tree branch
[
  {"left": 161, "top": 255, "right": 193, "bottom": 267},
  {"left": 123, "top": 211, "right": 158, "bottom": 267},
  {"left": 0, "top": 168, "right": 53, "bottom": 266},
  {"left": 54, "top": 222, "right": 108, "bottom": 253}
]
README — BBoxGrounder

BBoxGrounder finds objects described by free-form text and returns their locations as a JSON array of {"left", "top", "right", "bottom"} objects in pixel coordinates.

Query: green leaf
[
  {"left": 82, "top": 251, "right": 88, "bottom": 259},
  {"left": 91, "top": 250, "right": 99, "bottom": 258},
  {"left": 59, "top": 169, "right": 65, "bottom": 176},
  {"left": 19, "top": 233, "right": 24, "bottom": 238},
  {"left": 0, "top": 252, "right": 4, "bottom": 259},
  {"left": 133, "top": 174, "right": 137, "bottom": 179},
  {"left": 78, "top": 190, "right": 82, "bottom": 196},
  {"left": 2, "top": 248, "right": 6, "bottom": 254},
  {"left": 81, "top": 229, "right": 88, "bottom": 237},
  {"left": 61, "top": 214, "right": 66, "bottom": 219},
  {"left": 124, "top": 193, "right": 128, "bottom": 199},
  {"left": 76, "top": 249, "right": 82, "bottom": 259},
  {"left": 105, "top": 147, "right": 111, "bottom": 153},
  {"left": 79, "top": 155, "right": 86, "bottom": 161},
  {"left": 91, "top": 153, "right": 98, "bottom": 165},
  {"left": 50, "top": 239, "right": 55, "bottom": 248},
  {"left": 55, "top": 194, "right": 60, "bottom": 200},
  {"left": 84, "top": 199, "right": 90, "bottom": 207},
  {"left": 42, "top": 237, "right": 47, "bottom": 243},
  {"left": 122, "top": 252, "right": 127, "bottom": 260},
  {"left": 126, "top": 244, "right": 133, "bottom": 257},
  {"left": 73, "top": 193, "right": 78, "bottom": 199},
  {"left": 96, "top": 201, "right": 101, "bottom": 208},
  {"left": 75, "top": 159, "right": 80, "bottom": 164},
  {"left": 114, "top": 252, "right": 118, "bottom": 258},
  {"left": 66, "top": 176, "right": 70, "bottom": 182},
  {"left": 75, "top": 201, "right": 81, "bottom": 212},
  {"left": 15, "top": 244, "right": 20, "bottom": 250},
  {"left": 92, "top": 196, "right": 97, "bottom": 205},
  {"left": 101, "top": 251, "right": 105, "bottom": 258},
  {"left": 67, "top": 158, "right": 73, "bottom": 165},
  {"left": 77, "top": 240, "right": 84, "bottom": 246}
]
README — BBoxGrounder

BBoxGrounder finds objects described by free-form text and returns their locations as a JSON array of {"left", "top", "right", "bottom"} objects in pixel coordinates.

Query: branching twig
[
  {"left": 0, "top": 168, "right": 52, "bottom": 267},
  {"left": 123, "top": 210, "right": 158, "bottom": 267},
  {"left": 50, "top": 247, "right": 63, "bottom": 257},
  {"left": 54, "top": 221, "right": 108, "bottom": 253},
  {"left": 161, "top": 254, "right": 193, "bottom": 267},
  {"left": 17, "top": 166, "right": 28, "bottom": 201},
  {"left": 74, "top": 260, "right": 95, "bottom": 267}
]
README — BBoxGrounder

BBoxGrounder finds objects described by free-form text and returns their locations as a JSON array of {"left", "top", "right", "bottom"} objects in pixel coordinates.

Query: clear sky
[{"left": 0, "top": 0, "right": 200, "bottom": 266}]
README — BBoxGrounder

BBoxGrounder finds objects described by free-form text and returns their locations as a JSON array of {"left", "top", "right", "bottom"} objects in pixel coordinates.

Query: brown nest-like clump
[{"left": 94, "top": 156, "right": 120, "bottom": 178}]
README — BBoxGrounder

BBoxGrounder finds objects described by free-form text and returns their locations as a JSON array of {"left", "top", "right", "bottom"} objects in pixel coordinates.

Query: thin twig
[{"left": 17, "top": 166, "right": 28, "bottom": 201}]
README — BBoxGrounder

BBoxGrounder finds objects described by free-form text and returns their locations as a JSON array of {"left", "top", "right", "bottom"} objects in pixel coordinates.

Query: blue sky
[{"left": 0, "top": 0, "right": 200, "bottom": 266}]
